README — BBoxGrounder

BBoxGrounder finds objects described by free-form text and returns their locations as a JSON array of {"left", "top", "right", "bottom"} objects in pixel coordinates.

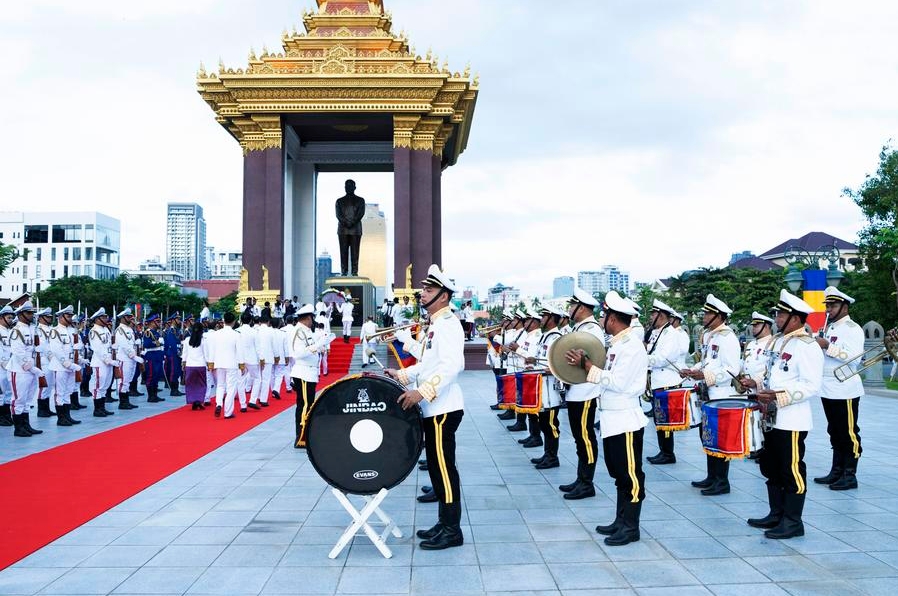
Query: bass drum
[{"left": 306, "top": 373, "right": 424, "bottom": 495}]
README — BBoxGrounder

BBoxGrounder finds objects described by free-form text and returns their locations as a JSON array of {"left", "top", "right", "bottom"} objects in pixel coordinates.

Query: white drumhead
[{"left": 349, "top": 419, "right": 384, "bottom": 453}]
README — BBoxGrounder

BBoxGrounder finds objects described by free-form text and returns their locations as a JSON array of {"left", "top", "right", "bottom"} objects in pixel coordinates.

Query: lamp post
[{"left": 782, "top": 244, "right": 843, "bottom": 332}]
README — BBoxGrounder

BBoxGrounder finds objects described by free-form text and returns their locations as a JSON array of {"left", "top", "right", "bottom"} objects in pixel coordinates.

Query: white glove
[
  {"left": 134, "top": 356, "right": 145, "bottom": 364},
  {"left": 68, "top": 362, "right": 81, "bottom": 372},
  {"left": 31, "top": 366, "right": 45, "bottom": 378},
  {"left": 394, "top": 328, "right": 413, "bottom": 345},
  {"left": 112, "top": 360, "right": 122, "bottom": 367}
]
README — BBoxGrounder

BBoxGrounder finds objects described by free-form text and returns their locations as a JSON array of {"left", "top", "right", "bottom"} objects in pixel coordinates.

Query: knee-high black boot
[
  {"left": 604, "top": 497, "right": 642, "bottom": 546},
  {"left": 701, "top": 458, "right": 730, "bottom": 496},
  {"left": 56, "top": 404, "right": 73, "bottom": 426},
  {"left": 814, "top": 450, "right": 843, "bottom": 485},
  {"left": 13, "top": 413, "right": 33, "bottom": 437},
  {"left": 692, "top": 454, "right": 715, "bottom": 488},
  {"left": 0, "top": 403, "right": 12, "bottom": 426},
  {"left": 764, "top": 492, "right": 805, "bottom": 539},
  {"left": 93, "top": 398, "right": 108, "bottom": 417},
  {"left": 37, "top": 397, "right": 55, "bottom": 417},
  {"left": 420, "top": 501, "right": 463, "bottom": 550},
  {"left": 23, "top": 412, "right": 43, "bottom": 434},
  {"left": 748, "top": 484, "right": 784, "bottom": 528},
  {"left": 70, "top": 391, "right": 85, "bottom": 410}
]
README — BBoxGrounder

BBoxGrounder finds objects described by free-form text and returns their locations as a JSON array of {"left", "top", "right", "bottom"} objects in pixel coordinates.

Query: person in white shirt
[
  {"left": 209, "top": 311, "right": 244, "bottom": 419},
  {"left": 89, "top": 308, "right": 118, "bottom": 418},
  {"left": 291, "top": 304, "right": 334, "bottom": 448},
  {"left": 669, "top": 311, "right": 690, "bottom": 372},
  {"left": 386, "top": 264, "right": 466, "bottom": 551},
  {"left": 528, "top": 305, "right": 566, "bottom": 469},
  {"left": 8, "top": 301, "right": 45, "bottom": 436},
  {"left": 237, "top": 312, "right": 261, "bottom": 412},
  {"left": 270, "top": 318, "right": 289, "bottom": 400},
  {"left": 359, "top": 316, "right": 377, "bottom": 367},
  {"left": 47, "top": 305, "right": 85, "bottom": 426},
  {"left": 315, "top": 309, "right": 331, "bottom": 376},
  {"left": 181, "top": 321, "right": 211, "bottom": 410},
  {"left": 645, "top": 300, "right": 685, "bottom": 465},
  {"left": 113, "top": 309, "right": 143, "bottom": 411},
  {"left": 254, "top": 314, "right": 277, "bottom": 406},
  {"left": 0, "top": 305, "right": 17, "bottom": 428},
  {"left": 567, "top": 290, "right": 648, "bottom": 546},
  {"left": 813, "top": 286, "right": 865, "bottom": 490},
  {"left": 339, "top": 297, "right": 354, "bottom": 343},
  {"left": 34, "top": 308, "right": 56, "bottom": 418}
]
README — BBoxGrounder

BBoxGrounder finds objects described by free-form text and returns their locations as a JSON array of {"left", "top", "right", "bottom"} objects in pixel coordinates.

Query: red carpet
[{"left": 0, "top": 337, "right": 357, "bottom": 570}]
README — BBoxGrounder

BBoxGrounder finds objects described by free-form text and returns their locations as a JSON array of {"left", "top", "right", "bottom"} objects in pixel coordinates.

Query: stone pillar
[
  {"left": 291, "top": 162, "right": 317, "bottom": 302},
  {"left": 393, "top": 148, "right": 441, "bottom": 288},
  {"left": 243, "top": 146, "right": 284, "bottom": 290}
]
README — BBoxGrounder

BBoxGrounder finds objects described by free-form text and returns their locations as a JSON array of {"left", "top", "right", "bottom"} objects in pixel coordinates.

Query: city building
[
  {"left": 358, "top": 203, "right": 387, "bottom": 288},
  {"left": 208, "top": 248, "right": 242, "bottom": 279},
  {"left": 486, "top": 283, "right": 521, "bottom": 309},
  {"left": 729, "top": 250, "right": 755, "bottom": 264},
  {"left": 604, "top": 265, "right": 630, "bottom": 294},
  {"left": 123, "top": 258, "right": 185, "bottom": 287},
  {"left": 0, "top": 211, "right": 120, "bottom": 299},
  {"left": 183, "top": 280, "right": 237, "bottom": 303},
  {"left": 758, "top": 231, "right": 861, "bottom": 271},
  {"left": 553, "top": 275, "right": 575, "bottom": 298},
  {"left": 316, "top": 251, "right": 333, "bottom": 298},
  {"left": 576, "top": 271, "right": 604, "bottom": 295},
  {"left": 166, "top": 203, "right": 207, "bottom": 281}
]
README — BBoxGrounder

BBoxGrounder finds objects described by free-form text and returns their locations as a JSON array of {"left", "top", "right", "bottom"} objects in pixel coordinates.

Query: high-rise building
[
  {"left": 316, "top": 251, "right": 333, "bottom": 298},
  {"left": 0, "top": 211, "right": 121, "bottom": 299},
  {"left": 208, "top": 248, "right": 242, "bottom": 279},
  {"left": 577, "top": 271, "right": 605, "bottom": 295},
  {"left": 603, "top": 265, "right": 630, "bottom": 294},
  {"left": 166, "top": 203, "right": 207, "bottom": 281},
  {"left": 358, "top": 203, "right": 387, "bottom": 287},
  {"left": 553, "top": 275, "right": 574, "bottom": 298},
  {"left": 486, "top": 283, "right": 520, "bottom": 308}
]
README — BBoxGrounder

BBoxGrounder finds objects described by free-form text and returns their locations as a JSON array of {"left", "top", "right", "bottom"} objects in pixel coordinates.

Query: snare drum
[
  {"left": 515, "top": 372, "right": 543, "bottom": 415},
  {"left": 700, "top": 399, "right": 764, "bottom": 459},
  {"left": 497, "top": 373, "right": 517, "bottom": 410},
  {"left": 651, "top": 387, "right": 701, "bottom": 432}
]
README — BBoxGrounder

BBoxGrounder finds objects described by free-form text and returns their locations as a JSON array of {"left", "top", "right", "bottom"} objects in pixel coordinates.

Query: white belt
[
  {"left": 598, "top": 396, "right": 641, "bottom": 411},
  {"left": 145, "top": 347, "right": 163, "bottom": 352}
]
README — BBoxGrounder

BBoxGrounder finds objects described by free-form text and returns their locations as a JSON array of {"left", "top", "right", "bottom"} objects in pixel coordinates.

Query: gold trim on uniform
[
  {"left": 434, "top": 414, "right": 453, "bottom": 503},
  {"left": 791, "top": 431, "right": 805, "bottom": 494},
  {"left": 581, "top": 400, "right": 594, "bottom": 464},
  {"left": 846, "top": 401, "right": 860, "bottom": 458},
  {"left": 625, "top": 431, "right": 640, "bottom": 503}
]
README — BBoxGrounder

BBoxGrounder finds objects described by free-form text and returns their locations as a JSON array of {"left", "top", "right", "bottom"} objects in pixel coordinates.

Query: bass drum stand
[{"left": 328, "top": 487, "right": 403, "bottom": 559}]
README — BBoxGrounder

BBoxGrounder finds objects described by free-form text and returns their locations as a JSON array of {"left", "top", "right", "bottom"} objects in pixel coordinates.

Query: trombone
[
  {"left": 833, "top": 337, "right": 898, "bottom": 382},
  {"left": 365, "top": 322, "right": 417, "bottom": 342}
]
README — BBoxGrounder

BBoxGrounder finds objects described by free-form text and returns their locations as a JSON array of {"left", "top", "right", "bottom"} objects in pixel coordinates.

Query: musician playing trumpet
[{"left": 735, "top": 312, "right": 776, "bottom": 393}]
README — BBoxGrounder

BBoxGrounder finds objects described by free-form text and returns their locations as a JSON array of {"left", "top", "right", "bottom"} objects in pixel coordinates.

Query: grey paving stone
[
  {"left": 635, "top": 588, "right": 713, "bottom": 596},
  {"left": 471, "top": 523, "right": 533, "bottom": 543},
  {"left": 261, "top": 566, "right": 342, "bottom": 594},
  {"left": 870, "top": 550, "right": 898, "bottom": 570},
  {"left": 776, "top": 579, "right": 866, "bottom": 596},
  {"left": 853, "top": 577, "right": 898, "bottom": 596},
  {"left": 805, "top": 551, "right": 898, "bottom": 578},
  {"left": 212, "top": 543, "right": 288, "bottom": 567},
  {"left": 536, "top": 540, "right": 608, "bottom": 564},
  {"left": 466, "top": 508, "right": 526, "bottom": 525},
  {"left": 172, "top": 526, "right": 242, "bottom": 545},
  {"left": 547, "top": 561, "right": 629, "bottom": 590},
  {"left": 111, "top": 525, "right": 185, "bottom": 546},
  {"left": 482, "top": 563, "right": 559, "bottom": 592},
  {"left": 412, "top": 543, "right": 480, "bottom": 566},
  {"left": 78, "top": 545, "right": 162, "bottom": 568},
  {"left": 615, "top": 560, "right": 700, "bottom": 587},
  {"left": 14, "top": 544, "right": 102, "bottom": 568},
  {"left": 231, "top": 523, "right": 300, "bottom": 545},
  {"left": 145, "top": 544, "right": 228, "bottom": 567},
  {"left": 41, "top": 567, "right": 136, "bottom": 594},
  {"left": 527, "top": 523, "right": 594, "bottom": 542},
  {"left": 476, "top": 542, "right": 545, "bottom": 565},
  {"left": 52, "top": 526, "right": 127, "bottom": 547},
  {"left": 337, "top": 566, "right": 410, "bottom": 593},
  {"left": 656, "top": 537, "right": 735, "bottom": 559},
  {"left": 112, "top": 566, "right": 204, "bottom": 594},
  {"left": 187, "top": 565, "right": 274, "bottom": 594},
  {"left": 680, "top": 557, "right": 769, "bottom": 584},
  {"left": 829, "top": 530, "right": 898, "bottom": 551},
  {"left": 411, "top": 564, "right": 484, "bottom": 593},
  {"left": 708, "top": 584, "right": 789, "bottom": 596},
  {"left": 743, "top": 555, "right": 834, "bottom": 582},
  {"left": 0, "top": 567, "right": 67, "bottom": 595},
  {"left": 346, "top": 543, "right": 414, "bottom": 567}
]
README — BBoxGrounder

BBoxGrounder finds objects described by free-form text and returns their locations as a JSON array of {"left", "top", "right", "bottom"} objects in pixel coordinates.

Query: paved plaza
[{"left": 2, "top": 371, "right": 898, "bottom": 595}]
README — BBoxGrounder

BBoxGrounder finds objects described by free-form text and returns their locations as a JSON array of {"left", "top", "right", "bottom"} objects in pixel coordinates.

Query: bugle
[
  {"left": 365, "top": 322, "right": 417, "bottom": 342},
  {"left": 833, "top": 337, "right": 898, "bottom": 382},
  {"left": 477, "top": 323, "right": 502, "bottom": 336}
]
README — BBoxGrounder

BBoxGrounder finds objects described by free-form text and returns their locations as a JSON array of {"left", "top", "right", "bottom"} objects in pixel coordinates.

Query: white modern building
[
  {"left": 486, "top": 283, "right": 521, "bottom": 309},
  {"left": 577, "top": 265, "right": 631, "bottom": 296},
  {"left": 208, "top": 248, "right": 242, "bottom": 279},
  {"left": 124, "top": 258, "right": 185, "bottom": 287},
  {"left": 166, "top": 203, "right": 207, "bottom": 281},
  {"left": 577, "top": 271, "right": 604, "bottom": 295},
  {"left": 0, "top": 211, "right": 120, "bottom": 299},
  {"left": 552, "top": 275, "right": 574, "bottom": 298}
]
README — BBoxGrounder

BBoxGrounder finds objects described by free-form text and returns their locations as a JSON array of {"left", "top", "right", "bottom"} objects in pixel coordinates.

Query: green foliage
[
  {"left": 212, "top": 291, "right": 239, "bottom": 315},
  {"left": 34, "top": 274, "right": 206, "bottom": 320},
  {"left": 0, "top": 242, "right": 18, "bottom": 276},
  {"left": 839, "top": 269, "right": 897, "bottom": 329},
  {"left": 843, "top": 143, "right": 898, "bottom": 316}
]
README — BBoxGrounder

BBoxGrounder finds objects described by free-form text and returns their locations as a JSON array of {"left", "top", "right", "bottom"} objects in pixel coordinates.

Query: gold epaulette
[
  {"left": 718, "top": 327, "right": 733, "bottom": 336},
  {"left": 797, "top": 335, "right": 816, "bottom": 344}
]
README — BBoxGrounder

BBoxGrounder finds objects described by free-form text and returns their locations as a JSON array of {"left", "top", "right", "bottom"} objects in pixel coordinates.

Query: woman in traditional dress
[{"left": 181, "top": 322, "right": 209, "bottom": 410}]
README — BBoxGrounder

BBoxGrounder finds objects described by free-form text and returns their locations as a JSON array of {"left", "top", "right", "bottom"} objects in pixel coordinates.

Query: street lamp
[{"left": 782, "top": 243, "right": 843, "bottom": 331}]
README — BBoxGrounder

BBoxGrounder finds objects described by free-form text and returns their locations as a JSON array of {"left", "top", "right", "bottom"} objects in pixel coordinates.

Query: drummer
[
  {"left": 514, "top": 306, "right": 545, "bottom": 449},
  {"left": 740, "top": 290, "right": 822, "bottom": 539},
  {"left": 290, "top": 304, "right": 335, "bottom": 448},
  {"left": 679, "top": 294, "right": 742, "bottom": 496},
  {"left": 528, "top": 305, "right": 566, "bottom": 469},
  {"left": 738, "top": 312, "right": 775, "bottom": 387},
  {"left": 385, "top": 264, "right": 465, "bottom": 551},
  {"left": 565, "top": 290, "right": 647, "bottom": 545},
  {"left": 645, "top": 299, "right": 683, "bottom": 465}
]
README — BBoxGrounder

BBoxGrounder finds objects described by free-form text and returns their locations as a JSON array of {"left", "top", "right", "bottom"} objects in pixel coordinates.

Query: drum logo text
[
  {"left": 342, "top": 388, "right": 388, "bottom": 413},
  {"left": 353, "top": 470, "right": 379, "bottom": 480}
]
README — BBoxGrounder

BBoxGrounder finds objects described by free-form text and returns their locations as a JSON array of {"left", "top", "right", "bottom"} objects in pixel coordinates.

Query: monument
[
  {"left": 196, "top": 0, "right": 479, "bottom": 302},
  {"left": 335, "top": 179, "right": 365, "bottom": 277}
]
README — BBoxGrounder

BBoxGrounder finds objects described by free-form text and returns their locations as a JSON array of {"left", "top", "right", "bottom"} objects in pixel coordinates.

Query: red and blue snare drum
[
  {"left": 651, "top": 387, "right": 701, "bottom": 432},
  {"left": 497, "top": 373, "right": 518, "bottom": 410},
  {"left": 514, "top": 372, "right": 543, "bottom": 415},
  {"left": 700, "top": 399, "right": 764, "bottom": 459}
]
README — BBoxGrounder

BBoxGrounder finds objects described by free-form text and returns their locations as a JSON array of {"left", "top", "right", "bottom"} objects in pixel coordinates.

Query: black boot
[
  {"left": 604, "top": 499, "right": 642, "bottom": 546},
  {"left": 830, "top": 454, "right": 858, "bottom": 491},
  {"left": 129, "top": 377, "right": 143, "bottom": 396},
  {"left": 70, "top": 392, "right": 85, "bottom": 410},
  {"left": 37, "top": 397, "right": 55, "bottom": 417},
  {"left": 13, "top": 413, "right": 33, "bottom": 437},
  {"left": 535, "top": 454, "right": 560, "bottom": 469},
  {"left": 764, "top": 492, "right": 805, "bottom": 539},
  {"left": 80, "top": 374, "right": 91, "bottom": 397},
  {"left": 105, "top": 387, "right": 117, "bottom": 403},
  {"left": 748, "top": 484, "right": 784, "bottom": 529},
  {"left": 63, "top": 403, "right": 81, "bottom": 425},
  {"left": 169, "top": 385, "right": 184, "bottom": 397},
  {"left": 520, "top": 435, "right": 543, "bottom": 448},
  {"left": 497, "top": 410, "right": 515, "bottom": 420},
  {"left": 93, "top": 398, "right": 108, "bottom": 417},
  {"left": 647, "top": 431, "right": 676, "bottom": 464},
  {"left": 507, "top": 414, "right": 527, "bottom": 432},
  {"left": 417, "top": 502, "right": 446, "bottom": 539},
  {"left": 691, "top": 454, "right": 715, "bottom": 488},
  {"left": 57, "top": 404, "right": 73, "bottom": 426},
  {"left": 118, "top": 393, "right": 138, "bottom": 410},
  {"left": 23, "top": 412, "right": 43, "bottom": 434},
  {"left": 813, "top": 450, "right": 843, "bottom": 485},
  {"left": 701, "top": 458, "right": 730, "bottom": 495},
  {"left": 564, "top": 462, "right": 596, "bottom": 500},
  {"left": 147, "top": 387, "right": 162, "bottom": 403},
  {"left": 531, "top": 454, "right": 547, "bottom": 465},
  {"left": 0, "top": 403, "right": 12, "bottom": 426},
  {"left": 596, "top": 491, "right": 624, "bottom": 536},
  {"left": 420, "top": 502, "right": 463, "bottom": 550}
]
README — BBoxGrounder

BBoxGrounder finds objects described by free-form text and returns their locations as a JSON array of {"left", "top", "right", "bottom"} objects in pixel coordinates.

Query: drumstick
[{"left": 664, "top": 358, "right": 683, "bottom": 374}]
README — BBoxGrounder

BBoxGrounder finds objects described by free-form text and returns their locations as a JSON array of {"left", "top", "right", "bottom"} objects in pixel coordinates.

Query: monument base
[{"left": 325, "top": 276, "right": 375, "bottom": 324}]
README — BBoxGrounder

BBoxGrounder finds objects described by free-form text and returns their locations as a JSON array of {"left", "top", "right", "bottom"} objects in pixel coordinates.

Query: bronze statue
[{"left": 335, "top": 179, "right": 365, "bottom": 276}]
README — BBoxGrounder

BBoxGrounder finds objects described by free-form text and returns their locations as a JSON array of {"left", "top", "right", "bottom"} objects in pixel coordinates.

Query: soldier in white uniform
[
  {"left": 0, "top": 305, "right": 15, "bottom": 427},
  {"left": 738, "top": 312, "right": 775, "bottom": 383},
  {"left": 340, "top": 297, "right": 354, "bottom": 343},
  {"left": 359, "top": 316, "right": 378, "bottom": 367},
  {"left": 270, "top": 318, "right": 288, "bottom": 400},
  {"left": 558, "top": 287, "right": 605, "bottom": 501},
  {"left": 291, "top": 304, "right": 334, "bottom": 447},
  {"left": 496, "top": 312, "right": 525, "bottom": 422},
  {"left": 237, "top": 312, "right": 260, "bottom": 412},
  {"left": 8, "top": 301, "right": 45, "bottom": 436},
  {"left": 670, "top": 310, "right": 690, "bottom": 372},
  {"left": 113, "top": 308, "right": 143, "bottom": 410},
  {"left": 645, "top": 299, "right": 685, "bottom": 465},
  {"left": 386, "top": 264, "right": 466, "bottom": 550},
  {"left": 529, "top": 305, "right": 566, "bottom": 469},
  {"left": 208, "top": 311, "right": 243, "bottom": 419},
  {"left": 89, "top": 308, "right": 118, "bottom": 418},
  {"left": 254, "top": 314, "right": 277, "bottom": 407},
  {"left": 680, "top": 294, "right": 742, "bottom": 496},
  {"left": 33, "top": 307, "right": 57, "bottom": 418},
  {"left": 813, "top": 286, "right": 865, "bottom": 490},
  {"left": 514, "top": 307, "right": 545, "bottom": 448},
  {"left": 741, "top": 290, "right": 822, "bottom": 539},
  {"left": 48, "top": 305, "right": 84, "bottom": 425},
  {"left": 568, "top": 291, "right": 647, "bottom": 546}
]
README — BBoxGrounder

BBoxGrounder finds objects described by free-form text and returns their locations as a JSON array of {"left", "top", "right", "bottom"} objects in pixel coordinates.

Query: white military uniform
[
  {"left": 8, "top": 318, "right": 42, "bottom": 414},
  {"left": 36, "top": 321, "right": 55, "bottom": 407},
  {"left": 340, "top": 301, "right": 354, "bottom": 338},
  {"left": 237, "top": 324, "right": 259, "bottom": 407},
  {"left": 699, "top": 324, "right": 742, "bottom": 400},
  {"left": 291, "top": 318, "right": 333, "bottom": 447},
  {"left": 255, "top": 322, "right": 276, "bottom": 404},
  {"left": 359, "top": 318, "right": 377, "bottom": 366},
  {"left": 821, "top": 316, "right": 864, "bottom": 401},
  {"left": 209, "top": 325, "right": 243, "bottom": 417},
  {"left": 271, "top": 323, "right": 289, "bottom": 397},
  {"left": 49, "top": 322, "right": 81, "bottom": 406},
  {"left": 0, "top": 314, "right": 13, "bottom": 407},
  {"left": 89, "top": 322, "right": 117, "bottom": 401},
  {"left": 114, "top": 322, "right": 143, "bottom": 396}
]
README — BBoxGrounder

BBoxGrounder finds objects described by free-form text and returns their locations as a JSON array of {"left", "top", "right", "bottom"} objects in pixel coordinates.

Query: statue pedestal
[{"left": 326, "top": 276, "right": 375, "bottom": 325}]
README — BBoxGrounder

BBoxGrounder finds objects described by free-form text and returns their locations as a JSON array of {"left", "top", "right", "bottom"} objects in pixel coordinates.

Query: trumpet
[
  {"left": 477, "top": 323, "right": 502, "bottom": 336},
  {"left": 834, "top": 336, "right": 898, "bottom": 382},
  {"left": 365, "top": 323, "right": 417, "bottom": 342}
]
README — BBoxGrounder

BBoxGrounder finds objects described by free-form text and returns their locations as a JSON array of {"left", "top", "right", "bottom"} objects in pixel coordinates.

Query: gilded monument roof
[{"left": 196, "top": 0, "right": 478, "bottom": 164}]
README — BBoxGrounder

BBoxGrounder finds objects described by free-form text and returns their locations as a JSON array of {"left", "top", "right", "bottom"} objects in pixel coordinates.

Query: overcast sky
[{"left": 2, "top": 0, "right": 894, "bottom": 298}]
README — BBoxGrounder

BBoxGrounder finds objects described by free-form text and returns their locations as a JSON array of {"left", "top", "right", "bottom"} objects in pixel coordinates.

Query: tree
[
  {"left": 0, "top": 242, "right": 18, "bottom": 276},
  {"left": 212, "top": 291, "right": 239, "bottom": 315},
  {"left": 843, "top": 143, "right": 898, "bottom": 323}
]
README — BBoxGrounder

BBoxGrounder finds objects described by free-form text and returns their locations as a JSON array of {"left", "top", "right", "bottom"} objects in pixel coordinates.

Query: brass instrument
[
  {"left": 365, "top": 322, "right": 417, "bottom": 342},
  {"left": 833, "top": 336, "right": 898, "bottom": 382},
  {"left": 476, "top": 323, "right": 502, "bottom": 336},
  {"left": 547, "top": 331, "right": 607, "bottom": 385}
]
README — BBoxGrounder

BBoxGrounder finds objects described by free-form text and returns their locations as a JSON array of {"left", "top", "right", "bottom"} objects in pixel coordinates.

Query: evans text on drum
[{"left": 306, "top": 373, "right": 424, "bottom": 495}]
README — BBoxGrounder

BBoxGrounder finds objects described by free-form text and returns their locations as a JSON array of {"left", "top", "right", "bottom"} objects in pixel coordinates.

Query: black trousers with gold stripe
[
  {"left": 292, "top": 378, "right": 316, "bottom": 448},
  {"left": 820, "top": 397, "right": 862, "bottom": 459},
  {"left": 538, "top": 407, "right": 561, "bottom": 456},
  {"left": 423, "top": 410, "right": 464, "bottom": 505},
  {"left": 566, "top": 399, "right": 598, "bottom": 478},
  {"left": 603, "top": 429, "right": 646, "bottom": 502},
  {"left": 760, "top": 428, "right": 808, "bottom": 494}
]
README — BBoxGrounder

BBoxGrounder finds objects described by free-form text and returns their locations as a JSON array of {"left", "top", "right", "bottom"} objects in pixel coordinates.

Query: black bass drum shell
[{"left": 306, "top": 373, "right": 424, "bottom": 495}]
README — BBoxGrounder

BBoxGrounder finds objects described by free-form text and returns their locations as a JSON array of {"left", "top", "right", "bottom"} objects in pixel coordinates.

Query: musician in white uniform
[
  {"left": 680, "top": 294, "right": 742, "bottom": 496},
  {"left": 237, "top": 312, "right": 260, "bottom": 412},
  {"left": 814, "top": 286, "right": 865, "bottom": 490},
  {"left": 89, "top": 308, "right": 118, "bottom": 418},
  {"left": 8, "top": 302, "right": 45, "bottom": 436},
  {"left": 0, "top": 305, "right": 15, "bottom": 428},
  {"left": 645, "top": 299, "right": 684, "bottom": 465},
  {"left": 48, "top": 305, "right": 84, "bottom": 425},
  {"left": 567, "top": 291, "right": 647, "bottom": 546},
  {"left": 739, "top": 312, "right": 775, "bottom": 382},
  {"left": 496, "top": 311, "right": 525, "bottom": 422},
  {"left": 515, "top": 307, "right": 545, "bottom": 448},
  {"left": 359, "top": 316, "right": 377, "bottom": 368},
  {"left": 35, "top": 308, "right": 56, "bottom": 418},
  {"left": 529, "top": 305, "right": 566, "bottom": 469},
  {"left": 339, "top": 297, "right": 354, "bottom": 343},
  {"left": 670, "top": 310, "right": 690, "bottom": 372},
  {"left": 558, "top": 287, "right": 604, "bottom": 500},
  {"left": 254, "top": 314, "right": 277, "bottom": 407},
  {"left": 291, "top": 304, "right": 334, "bottom": 448},
  {"left": 741, "top": 290, "right": 822, "bottom": 539},
  {"left": 386, "top": 265, "right": 466, "bottom": 551},
  {"left": 208, "top": 311, "right": 243, "bottom": 419},
  {"left": 113, "top": 308, "right": 142, "bottom": 410}
]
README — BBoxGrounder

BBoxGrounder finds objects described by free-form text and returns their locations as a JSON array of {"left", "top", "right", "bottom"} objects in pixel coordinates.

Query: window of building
[
  {"left": 51, "top": 247, "right": 56, "bottom": 260},
  {"left": 22, "top": 265, "right": 27, "bottom": 278},
  {"left": 35, "top": 247, "right": 41, "bottom": 261},
  {"left": 72, "top": 265, "right": 81, "bottom": 276},
  {"left": 21, "top": 282, "right": 26, "bottom": 293},
  {"left": 24, "top": 225, "right": 48, "bottom": 243},
  {"left": 51, "top": 268, "right": 56, "bottom": 279},
  {"left": 85, "top": 247, "right": 93, "bottom": 261},
  {"left": 63, "top": 265, "right": 69, "bottom": 277},
  {"left": 73, "top": 247, "right": 81, "bottom": 261},
  {"left": 85, "top": 224, "right": 94, "bottom": 242},
  {"left": 35, "top": 265, "right": 41, "bottom": 279},
  {"left": 84, "top": 265, "right": 93, "bottom": 277},
  {"left": 36, "top": 283, "right": 40, "bottom": 292},
  {"left": 52, "top": 224, "right": 83, "bottom": 243},
  {"left": 22, "top": 249, "right": 27, "bottom": 262},
  {"left": 64, "top": 247, "right": 69, "bottom": 261},
  {"left": 96, "top": 225, "right": 119, "bottom": 250}
]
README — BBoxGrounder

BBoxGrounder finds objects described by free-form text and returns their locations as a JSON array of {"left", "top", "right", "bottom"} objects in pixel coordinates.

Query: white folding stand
[{"left": 328, "top": 487, "right": 403, "bottom": 559}]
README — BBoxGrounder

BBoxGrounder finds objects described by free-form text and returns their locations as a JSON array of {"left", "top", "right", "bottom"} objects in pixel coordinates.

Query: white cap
[
  {"left": 90, "top": 307, "right": 108, "bottom": 320},
  {"left": 750, "top": 311, "right": 774, "bottom": 325},
  {"left": 776, "top": 289, "right": 814, "bottom": 315},
  {"left": 297, "top": 304, "right": 315, "bottom": 317},
  {"left": 421, "top": 264, "right": 458, "bottom": 293},
  {"left": 703, "top": 293, "right": 732, "bottom": 315},
  {"left": 651, "top": 299, "right": 676, "bottom": 315},
  {"left": 625, "top": 298, "right": 641, "bottom": 313},
  {"left": 823, "top": 286, "right": 855, "bottom": 305},
  {"left": 0, "top": 305, "right": 15, "bottom": 316},
  {"left": 570, "top": 287, "right": 599, "bottom": 308},
  {"left": 603, "top": 290, "right": 639, "bottom": 316},
  {"left": 36, "top": 307, "right": 53, "bottom": 317},
  {"left": 671, "top": 309, "right": 685, "bottom": 321},
  {"left": 502, "top": 308, "right": 515, "bottom": 321},
  {"left": 15, "top": 301, "right": 37, "bottom": 315},
  {"left": 56, "top": 305, "right": 74, "bottom": 316},
  {"left": 117, "top": 308, "right": 133, "bottom": 319},
  {"left": 525, "top": 306, "right": 541, "bottom": 319}
]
